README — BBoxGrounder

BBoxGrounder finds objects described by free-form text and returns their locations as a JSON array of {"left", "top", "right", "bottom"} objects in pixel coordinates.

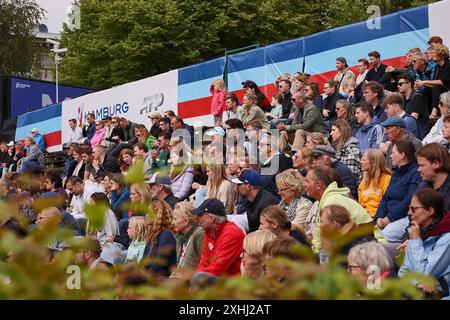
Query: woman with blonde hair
[
  {"left": 108, "top": 182, "right": 151, "bottom": 248},
  {"left": 128, "top": 183, "right": 151, "bottom": 215},
  {"left": 211, "top": 78, "right": 227, "bottom": 124},
  {"left": 241, "top": 230, "right": 277, "bottom": 278},
  {"left": 331, "top": 119, "right": 362, "bottom": 182},
  {"left": 204, "top": 164, "right": 238, "bottom": 214},
  {"left": 171, "top": 202, "right": 204, "bottom": 272},
  {"left": 358, "top": 149, "right": 392, "bottom": 217},
  {"left": 169, "top": 137, "right": 194, "bottom": 201},
  {"left": 144, "top": 200, "right": 177, "bottom": 277},
  {"left": 275, "top": 169, "right": 313, "bottom": 231},
  {"left": 126, "top": 216, "right": 151, "bottom": 262},
  {"left": 259, "top": 205, "right": 311, "bottom": 247},
  {"left": 292, "top": 147, "right": 312, "bottom": 176},
  {"left": 239, "top": 93, "right": 269, "bottom": 129},
  {"left": 305, "top": 132, "right": 330, "bottom": 151}
]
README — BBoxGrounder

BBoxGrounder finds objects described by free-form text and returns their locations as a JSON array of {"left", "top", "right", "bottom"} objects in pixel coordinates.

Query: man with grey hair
[
  {"left": 380, "top": 117, "right": 422, "bottom": 169},
  {"left": 277, "top": 90, "right": 328, "bottom": 152},
  {"left": 411, "top": 52, "right": 437, "bottom": 91},
  {"left": 191, "top": 198, "right": 245, "bottom": 283},
  {"left": 147, "top": 172, "right": 178, "bottom": 209},
  {"left": 423, "top": 91, "right": 450, "bottom": 145}
]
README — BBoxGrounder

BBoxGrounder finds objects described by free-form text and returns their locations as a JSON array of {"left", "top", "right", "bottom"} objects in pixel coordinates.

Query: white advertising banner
[
  {"left": 61, "top": 70, "right": 178, "bottom": 144},
  {"left": 429, "top": 0, "right": 450, "bottom": 46}
]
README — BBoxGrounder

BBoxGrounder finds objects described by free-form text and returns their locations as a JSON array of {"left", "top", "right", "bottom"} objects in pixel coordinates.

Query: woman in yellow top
[{"left": 358, "top": 149, "right": 392, "bottom": 217}]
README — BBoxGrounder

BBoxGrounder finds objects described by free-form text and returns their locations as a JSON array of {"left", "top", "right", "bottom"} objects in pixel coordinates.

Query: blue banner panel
[{"left": 10, "top": 77, "right": 94, "bottom": 117}]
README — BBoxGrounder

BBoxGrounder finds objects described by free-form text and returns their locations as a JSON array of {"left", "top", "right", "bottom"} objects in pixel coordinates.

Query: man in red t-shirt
[{"left": 190, "top": 198, "right": 245, "bottom": 287}]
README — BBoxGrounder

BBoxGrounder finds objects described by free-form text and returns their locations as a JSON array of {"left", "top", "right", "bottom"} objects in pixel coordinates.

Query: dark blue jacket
[
  {"left": 144, "top": 230, "right": 177, "bottom": 277},
  {"left": 374, "top": 161, "right": 422, "bottom": 222},
  {"left": 331, "top": 160, "right": 358, "bottom": 200},
  {"left": 110, "top": 187, "right": 130, "bottom": 219},
  {"left": 62, "top": 156, "right": 75, "bottom": 178},
  {"left": 417, "top": 174, "right": 450, "bottom": 212},
  {"left": 373, "top": 105, "right": 388, "bottom": 123},
  {"left": 83, "top": 122, "right": 96, "bottom": 142}
]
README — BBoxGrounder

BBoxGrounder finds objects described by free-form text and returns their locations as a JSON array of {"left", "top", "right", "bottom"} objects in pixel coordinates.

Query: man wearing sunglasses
[
  {"left": 147, "top": 111, "right": 162, "bottom": 138},
  {"left": 150, "top": 132, "right": 171, "bottom": 170},
  {"left": 411, "top": 52, "right": 437, "bottom": 92},
  {"left": 397, "top": 73, "right": 428, "bottom": 139}
]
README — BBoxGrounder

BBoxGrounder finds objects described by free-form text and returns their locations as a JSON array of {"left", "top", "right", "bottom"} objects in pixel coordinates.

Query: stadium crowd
[{"left": 0, "top": 35, "right": 449, "bottom": 298}]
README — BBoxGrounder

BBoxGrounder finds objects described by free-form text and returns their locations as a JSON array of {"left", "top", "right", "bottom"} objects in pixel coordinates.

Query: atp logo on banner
[{"left": 139, "top": 93, "right": 164, "bottom": 116}]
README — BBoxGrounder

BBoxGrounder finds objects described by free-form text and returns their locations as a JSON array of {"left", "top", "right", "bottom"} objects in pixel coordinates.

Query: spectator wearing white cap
[
  {"left": 0, "top": 142, "right": 14, "bottom": 177},
  {"left": 148, "top": 111, "right": 162, "bottom": 139},
  {"left": 204, "top": 126, "right": 226, "bottom": 165},
  {"left": 30, "top": 128, "right": 46, "bottom": 152}
]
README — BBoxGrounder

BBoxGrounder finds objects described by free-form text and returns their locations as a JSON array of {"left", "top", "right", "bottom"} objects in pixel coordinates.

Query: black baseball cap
[{"left": 191, "top": 198, "right": 226, "bottom": 217}]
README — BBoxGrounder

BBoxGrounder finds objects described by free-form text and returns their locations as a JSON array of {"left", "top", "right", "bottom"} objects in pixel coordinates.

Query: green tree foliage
[
  {"left": 0, "top": 0, "right": 44, "bottom": 76},
  {"left": 60, "top": 0, "right": 433, "bottom": 89}
]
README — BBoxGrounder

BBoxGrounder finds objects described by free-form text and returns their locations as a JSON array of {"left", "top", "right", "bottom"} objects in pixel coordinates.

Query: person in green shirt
[{"left": 151, "top": 132, "right": 171, "bottom": 170}]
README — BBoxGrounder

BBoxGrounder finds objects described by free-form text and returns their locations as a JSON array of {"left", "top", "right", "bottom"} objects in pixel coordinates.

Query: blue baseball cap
[
  {"left": 381, "top": 116, "right": 406, "bottom": 129},
  {"left": 231, "top": 169, "right": 262, "bottom": 186}
]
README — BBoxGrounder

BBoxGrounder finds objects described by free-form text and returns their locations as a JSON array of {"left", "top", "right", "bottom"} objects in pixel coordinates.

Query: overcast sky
[{"left": 36, "top": 0, "right": 74, "bottom": 33}]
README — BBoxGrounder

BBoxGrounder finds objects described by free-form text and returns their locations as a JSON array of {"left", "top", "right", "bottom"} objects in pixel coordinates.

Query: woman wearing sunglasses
[{"left": 398, "top": 188, "right": 450, "bottom": 299}]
